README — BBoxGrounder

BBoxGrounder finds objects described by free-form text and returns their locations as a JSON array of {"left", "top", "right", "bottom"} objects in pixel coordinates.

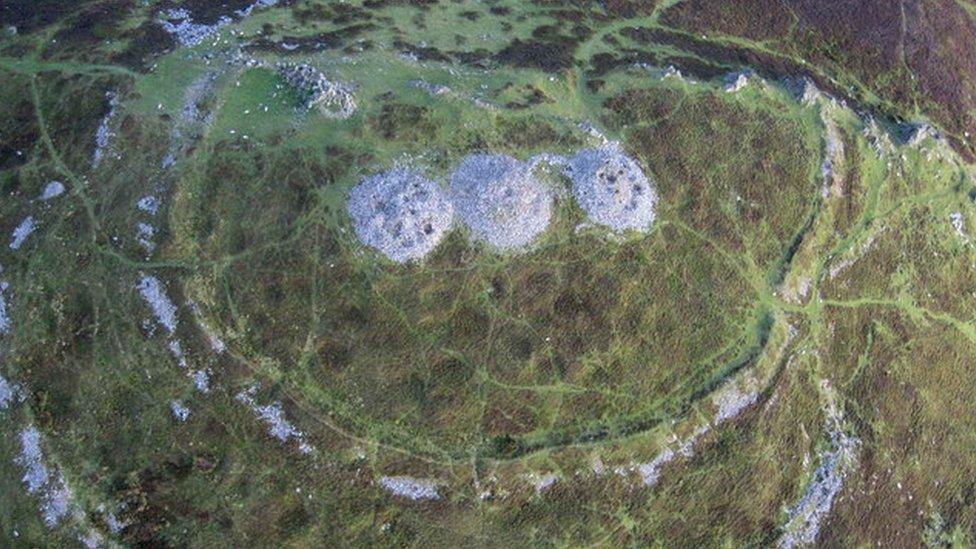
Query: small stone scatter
[
  {"left": 378, "top": 476, "right": 441, "bottom": 500},
  {"left": 170, "top": 401, "right": 191, "bottom": 422},
  {"left": 137, "top": 195, "right": 159, "bottom": 215},
  {"left": 234, "top": 0, "right": 279, "bottom": 18},
  {"left": 167, "top": 339, "right": 187, "bottom": 368},
  {"left": 636, "top": 448, "right": 676, "bottom": 486},
  {"left": 137, "top": 223, "right": 156, "bottom": 252},
  {"left": 0, "top": 373, "right": 23, "bottom": 410},
  {"left": 951, "top": 212, "right": 968, "bottom": 240},
  {"left": 0, "top": 280, "right": 10, "bottom": 334},
  {"left": 189, "top": 301, "right": 226, "bottom": 354},
  {"left": 820, "top": 116, "right": 845, "bottom": 197},
  {"left": 348, "top": 169, "right": 454, "bottom": 263},
  {"left": 159, "top": 8, "right": 231, "bottom": 47},
  {"left": 276, "top": 62, "right": 356, "bottom": 119},
  {"left": 78, "top": 528, "right": 105, "bottom": 549},
  {"left": 192, "top": 369, "right": 211, "bottom": 393},
  {"left": 566, "top": 145, "right": 657, "bottom": 232},
  {"left": 40, "top": 476, "right": 73, "bottom": 527},
  {"left": 783, "top": 76, "right": 822, "bottom": 106},
  {"left": 532, "top": 473, "right": 559, "bottom": 495},
  {"left": 450, "top": 153, "right": 553, "bottom": 250},
  {"left": 39, "top": 181, "right": 65, "bottom": 201},
  {"left": 724, "top": 71, "right": 751, "bottom": 93}
]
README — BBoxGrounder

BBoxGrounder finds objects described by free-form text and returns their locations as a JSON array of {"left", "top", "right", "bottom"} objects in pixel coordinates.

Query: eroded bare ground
[{"left": 1, "top": 0, "right": 976, "bottom": 546}]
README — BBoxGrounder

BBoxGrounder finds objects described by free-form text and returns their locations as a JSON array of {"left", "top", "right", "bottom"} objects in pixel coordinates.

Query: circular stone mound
[
  {"left": 566, "top": 145, "right": 657, "bottom": 232},
  {"left": 449, "top": 153, "right": 553, "bottom": 250},
  {"left": 347, "top": 169, "right": 454, "bottom": 263}
]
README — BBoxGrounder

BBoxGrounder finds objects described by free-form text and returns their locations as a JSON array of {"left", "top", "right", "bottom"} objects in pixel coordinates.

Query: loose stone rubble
[
  {"left": 159, "top": 8, "right": 231, "bottom": 47},
  {"left": 236, "top": 385, "right": 314, "bottom": 454},
  {"left": 170, "top": 401, "right": 191, "bottom": 422},
  {"left": 10, "top": 216, "right": 37, "bottom": 250},
  {"left": 712, "top": 377, "right": 760, "bottom": 425},
  {"left": 0, "top": 373, "right": 24, "bottom": 410},
  {"left": 92, "top": 91, "right": 119, "bottom": 169},
  {"left": 724, "top": 71, "right": 751, "bottom": 93},
  {"left": 529, "top": 472, "right": 559, "bottom": 495},
  {"left": 348, "top": 169, "right": 454, "bottom": 263},
  {"left": 378, "top": 476, "right": 441, "bottom": 500},
  {"left": 15, "top": 427, "right": 74, "bottom": 527},
  {"left": 136, "top": 275, "right": 178, "bottom": 334},
  {"left": 779, "top": 385, "right": 860, "bottom": 548},
  {"left": 137, "top": 195, "right": 160, "bottom": 215},
  {"left": 450, "top": 153, "right": 553, "bottom": 250},
  {"left": 0, "top": 280, "right": 10, "bottom": 334}
]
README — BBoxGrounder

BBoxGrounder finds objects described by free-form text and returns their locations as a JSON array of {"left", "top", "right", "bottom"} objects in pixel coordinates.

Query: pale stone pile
[
  {"left": 347, "top": 169, "right": 454, "bottom": 263},
  {"left": 450, "top": 154, "right": 553, "bottom": 251},
  {"left": 565, "top": 144, "right": 657, "bottom": 232},
  {"left": 347, "top": 145, "right": 657, "bottom": 262},
  {"left": 276, "top": 63, "right": 356, "bottom": 119}
]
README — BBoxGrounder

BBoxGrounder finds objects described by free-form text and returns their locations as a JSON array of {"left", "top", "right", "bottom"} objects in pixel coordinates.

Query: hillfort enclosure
[{"left": 2, "top": 0, "right": 976, "bottom": 546}]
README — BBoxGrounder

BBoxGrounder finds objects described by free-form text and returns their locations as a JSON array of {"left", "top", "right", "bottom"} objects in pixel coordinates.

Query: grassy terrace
[{"left": 1, "top": 0, "right": 976, "bottom": 545}]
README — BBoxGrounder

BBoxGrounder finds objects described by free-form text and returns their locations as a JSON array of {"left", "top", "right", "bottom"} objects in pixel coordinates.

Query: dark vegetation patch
[
  {"left": 363, "top": 0, "right": 438, "bottom": 9},
  {"left": 820, "top": 308, "right": 976, "bottom": 546},
  {"left": 603, "top": 0, "right": 658, "bottom": 18},
  {"left": 587, "top": 47, "right": 727, "bottom": 80},
  {"left": 496, "top": 114, "right": 581, "bottom": 150},
  {"left": 291, "top": 2, "right": 373, "bottom": 25},
  {"left": 619, "top": 27, "right": 822, "bottom": 85},
  {"left": 243, "top": 24, "right": 376, "bottom": 55},
  {"left": 495, "top": 38, "right": 575, "bottom": 71},
  {"left": 824, "top": 204, "right": 976, "bottom": 322},
  {"left": 605, "top": 87, "right": 819, "bottom": 268},
  {"left": 40, "top": 0, "right": 135, "bottom": 63},
  {"left": 29, "top": 72, "right": 124, "bottom": 174},
  {"left": 901, "top": 0, "right": 976, "bottom": 160},
  {"left": 659, "top": 0, "right": 793, "bottom": 41},
  {"left": 393, "top": 38, "right": 452, "bottom": 62},
  {"left": 0, "top": 0, "right": 86, "bottom": 33},
  {"left": 115, "top": 458, "right": 192, "bottom": 543},
  {"left": 112, "top": 21, "right": 177, "bottom": 71},
  {"left": 832, "top": 130, "right": 865, "bottom": 235},
  {"left": 493, "top": 23, "right": 591, "bottom": 72},
  {"left": 0, "top": 72, "right": 38, "bottom": 171},
  {"left": 56, "top": 0, "right": 132, "bottom": 40},
  {"left": 450, "top": 49, "right": 492, "bottom": 67},
  {"left": 498, "top": 83, "right": 553, "bottom": 109},
  {"left": 177, "top": 141, "right": 356, "bottom": 362},
  {"left": 367, "top": 102, "right": 436, "bottom": 141},
  {"left": 301, "top": 222, "right": 750, "bottom": 454},
  {"left": 658, "top": 0, "right": 976, "bottom": 160}
]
